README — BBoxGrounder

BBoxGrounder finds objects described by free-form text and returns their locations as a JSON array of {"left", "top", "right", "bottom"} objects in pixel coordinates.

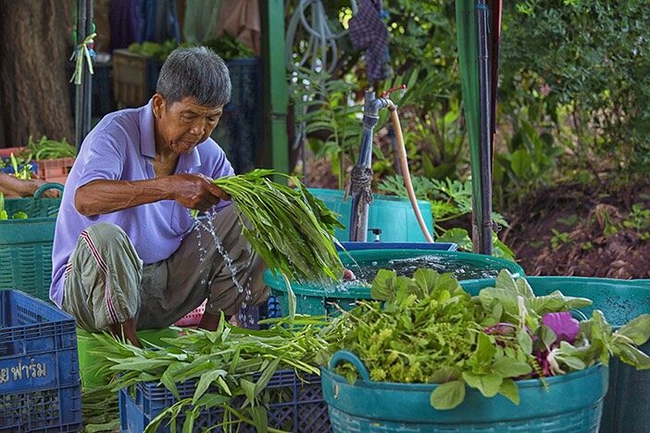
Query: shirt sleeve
[{"left": 76, "top": 125, "right": 129, "bottom": 187}]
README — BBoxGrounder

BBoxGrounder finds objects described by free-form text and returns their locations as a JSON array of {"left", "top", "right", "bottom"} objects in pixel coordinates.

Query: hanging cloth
[
  {"left": 136, "top": 0, "right": 181, "bottom": 44},
  {"left": 348, "top": 0, "right": 391, "bottom": 83},
  {"left": 183, "top": 0, "right": 222, "bottom": 44},
  {"left": 109, "top": 0, "right": 139, "bottom": 50},
  {"left": 216, "top": 0, "right": 261, "bottom": 56}
]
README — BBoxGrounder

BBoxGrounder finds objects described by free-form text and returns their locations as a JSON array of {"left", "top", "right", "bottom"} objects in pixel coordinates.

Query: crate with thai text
[{"left": 0, "top": 290, "right": 82, "bottom": 432}]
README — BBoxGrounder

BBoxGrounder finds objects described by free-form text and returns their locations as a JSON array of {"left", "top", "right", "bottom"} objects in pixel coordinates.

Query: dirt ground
[{"left": 502, "top": 179, "right": 650, "bottom": 280}]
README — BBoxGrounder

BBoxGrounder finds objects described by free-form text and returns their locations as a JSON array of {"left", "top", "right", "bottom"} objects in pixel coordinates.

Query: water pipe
[
  {"left": 476, "top": 0, "right": 493, "bottom": 255},
  {"left": 348, "top": 91, "right": 387, "bottom": 242},
  {"left": 348, "top": 91, "right": 434, "bottom": 243}
]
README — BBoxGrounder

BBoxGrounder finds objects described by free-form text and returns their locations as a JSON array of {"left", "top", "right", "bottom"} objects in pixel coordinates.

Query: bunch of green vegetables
[
  {"left": 90, "top": 315, "right": 329, "bottom": 432},
  {"left": 209, "top": 169, "right": 345, "bottom": 283},
  {"left": 25, "top": 135, "right": 76, "bottom": 159},
  {"left": 0, "top": 193, "right": 27, "bottom": 220},
  {"left": 0, "top": 152, "right": 34, "bottom": 179},
  {"left": 127, "top": 39, "right": 190, "bottom": 60},
  {"left": 203, "top": 34, "right": 255, "bottom": 60},
  {"left": 81, "top": 385, "right": 120, "bottom": 432},
  {"left": 321, "top": 269, "right": 650, "bottom": 410}
]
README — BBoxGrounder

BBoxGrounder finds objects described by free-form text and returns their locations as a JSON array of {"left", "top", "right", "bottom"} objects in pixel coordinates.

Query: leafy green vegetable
[
  {"left": 322, "top": 269, "right": 650, "bottom": 410},
  {"left": 0, "top": 193, "right": 29, "bottom": 220},
  {"left": 203, "top": 34, "right": 255, "bottom": 60},
  {"left": 92, "top": 314, "right": 330, "bottom": 432},
  {"left": 25, "top": 135, "right": 76, "bottom": 159},
  {"left": 209, "top": 169, "right": 345, "bottom": 283},
  {"left": 0, "top": 193, "right": 7, "bottom": 220}
]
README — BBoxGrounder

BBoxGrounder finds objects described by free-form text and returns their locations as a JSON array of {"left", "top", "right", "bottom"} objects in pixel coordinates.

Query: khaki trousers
[{"left": 61, "top": 204, "right": 269, "bottom": 331}]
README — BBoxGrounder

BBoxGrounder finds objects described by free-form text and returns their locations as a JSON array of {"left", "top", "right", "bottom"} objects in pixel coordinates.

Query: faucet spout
[{"left": 348, "top": 90, "right": 393, "bottom": 242}]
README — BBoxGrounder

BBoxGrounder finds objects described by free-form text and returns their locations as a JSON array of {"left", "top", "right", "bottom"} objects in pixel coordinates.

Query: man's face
[{"left": 155, "top": 96, "right": 224, "bottom": 154}]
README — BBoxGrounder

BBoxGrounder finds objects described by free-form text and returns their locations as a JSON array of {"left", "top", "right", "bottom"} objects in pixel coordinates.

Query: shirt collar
[{"left": 140, "top": 99, "right": 157, "bottom": 159}]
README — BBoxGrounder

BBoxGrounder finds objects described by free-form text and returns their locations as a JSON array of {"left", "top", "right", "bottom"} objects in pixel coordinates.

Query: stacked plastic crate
[{"left": 0, "top": 290, "right": 82, "bottom": 431}]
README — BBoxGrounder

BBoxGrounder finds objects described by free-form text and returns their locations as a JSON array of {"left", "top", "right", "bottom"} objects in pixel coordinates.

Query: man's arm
[
  {"left": 0, "top": 172, "right": 58, "bottom": 198},
  {"left": 75, "top": 173, "right": 229, "bottom": 217}
]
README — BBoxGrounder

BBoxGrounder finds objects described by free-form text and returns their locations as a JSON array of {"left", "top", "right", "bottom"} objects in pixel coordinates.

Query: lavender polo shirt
[{"left": 49, "top": 101, "right": 234, "bottom": 307}]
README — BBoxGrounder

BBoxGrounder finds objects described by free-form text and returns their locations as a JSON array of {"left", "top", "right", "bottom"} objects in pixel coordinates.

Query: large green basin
[
  {"left": 527, "top": 276, "right": 650, "bottom": 433},
  {"left": 263, "top": 247, "right": 524, "bottom": 316}
]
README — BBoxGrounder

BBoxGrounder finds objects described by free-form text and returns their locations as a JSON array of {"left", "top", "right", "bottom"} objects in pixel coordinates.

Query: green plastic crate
[{"left": 0, "top": 183, "right": 63, "bottom": 301}]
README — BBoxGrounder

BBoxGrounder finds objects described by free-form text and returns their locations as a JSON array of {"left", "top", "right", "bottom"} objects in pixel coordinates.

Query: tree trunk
[{"left": 0, "top": 0, "right": 74, "bottom": 148}]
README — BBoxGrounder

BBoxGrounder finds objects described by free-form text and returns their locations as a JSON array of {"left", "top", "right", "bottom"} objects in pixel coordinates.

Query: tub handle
[
  {"left": 328, "top": 350, "right": 371, "bottom": 381},
  {"left": 33, "top": 182, "right": 64, "bottom": 199}
]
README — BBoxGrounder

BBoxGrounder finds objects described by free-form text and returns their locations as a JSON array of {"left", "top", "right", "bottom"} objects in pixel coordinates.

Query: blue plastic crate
[
  {"left": 119, "top": 370, "right": 330, "bottom": 432},
  {"left": 0, "top": 161, "right": 38, "bottom": 176},
  {"left": 0, "top": 290, "right": 82, "bottom": 432}
]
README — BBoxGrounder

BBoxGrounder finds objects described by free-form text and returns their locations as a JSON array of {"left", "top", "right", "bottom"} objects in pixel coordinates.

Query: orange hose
[{"left": 389, "top": 105, "right": 435, "bottom": 243}]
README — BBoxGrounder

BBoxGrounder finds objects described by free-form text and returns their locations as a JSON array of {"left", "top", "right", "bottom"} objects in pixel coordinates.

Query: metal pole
[
  {"left": 74, "top": 0, "right": 93, "bottom": 150},
  {"left": 476, "top": 0, "right": 493, "bottom": 255},
  {"left": 349, "top": 91, "right": 388, "bottom": 242}
]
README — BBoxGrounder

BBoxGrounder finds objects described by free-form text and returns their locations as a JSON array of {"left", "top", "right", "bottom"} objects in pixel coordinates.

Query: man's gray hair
[{"left": 156, "top": 46, "right": 231, "bottom": 108}]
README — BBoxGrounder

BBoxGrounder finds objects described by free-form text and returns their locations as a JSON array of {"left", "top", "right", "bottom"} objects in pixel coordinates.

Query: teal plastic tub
[
  {"left": 527, "top": 276, "right": 650, "bottom": 433},
  {"left": 322, "top": 350, "right": 608, "bottom": 432},
  {"left": 0, "top": 183, "right": 63, "bottom": 301},
  {"left": 309, "top": 188, "right": 434, "bottom": 242},
  {"left": 263, "top": 247, "right": 524, "bottom": 316}
]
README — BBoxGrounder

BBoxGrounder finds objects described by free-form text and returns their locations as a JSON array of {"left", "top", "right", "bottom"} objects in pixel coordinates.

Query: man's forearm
[{"left": 74, "top": 178, "right": 175, "bottom": 216}]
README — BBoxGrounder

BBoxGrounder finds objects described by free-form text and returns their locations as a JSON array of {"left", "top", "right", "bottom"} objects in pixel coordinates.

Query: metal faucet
[{"left": 348, "top": 90, "right": 393, "bottom": 242}]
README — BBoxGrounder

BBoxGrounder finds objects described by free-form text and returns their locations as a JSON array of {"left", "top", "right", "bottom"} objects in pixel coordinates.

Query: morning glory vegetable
[{"left": 207, "top": 169, "right": 345, "bottom": 282}]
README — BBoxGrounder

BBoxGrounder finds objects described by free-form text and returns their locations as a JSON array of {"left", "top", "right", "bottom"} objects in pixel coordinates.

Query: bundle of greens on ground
[
  {"left": 90, "top": 315, "right": 330, "bottom": 432},
  {"left": 320, "top": 269, "right": 650, "bottom": 410},
  {"left": 209, "top": 169, "right": 345, "bottom": 282}
]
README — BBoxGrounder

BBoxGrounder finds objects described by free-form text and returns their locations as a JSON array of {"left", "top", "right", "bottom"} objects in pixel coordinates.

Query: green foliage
[
  {"left": 202, "top": 34, "right": 255, "bottom": 60},
  {"left": 92, "top": 315, "right": 330, "bottom": 432},
  {"left": 288, "top": 68, "right": 362, "bottom": 188},
  {"left": 211, "top": 169, "right": 345, "bottom": 282},
  {"left": 550, "top": 229, "right": 570, "bottom": 251},
  {"left": 500, "top": 0, "right": 650, "bottom": 173},
  {"left": 127, "top": 39, "right": 188, "bottom": 59},
  {"left": 378, "top": 174, "right": 515, "bottom": 260},
  {"left": 493, "top": 115, "right": 563, "bottom": 206},
  {"left": 26, "top": 135, "right": 77, "bottom": 159},
  {"left": 623, "top": 204, "right": 650, "bottom": 239},
  {"left": 9, "top": 153, "right": 32, "bottom": 180}
]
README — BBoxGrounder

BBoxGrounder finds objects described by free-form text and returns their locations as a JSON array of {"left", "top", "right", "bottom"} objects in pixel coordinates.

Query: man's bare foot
[
  {"left": 198, "top": 311, "right": 220, "bottom": 331},
  {"left": 109, "top": 318, "right": 142, "bottom": 347}
]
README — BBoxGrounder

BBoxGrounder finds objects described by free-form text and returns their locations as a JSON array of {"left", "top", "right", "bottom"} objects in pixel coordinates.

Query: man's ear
[{"left": 151, "top": 94, "right": 166, "bottom": 119}]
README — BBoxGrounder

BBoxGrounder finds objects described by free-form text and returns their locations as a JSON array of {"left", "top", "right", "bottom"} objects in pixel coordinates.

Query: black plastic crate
[
  {"left": 216, "top": 57, "right": 262, "bottom": 174},
  {"left": 119, "top": 370, "right": 331, "bottom": 432},
  {"left": 0, "top": 290, "right": 82, "bottom": 432}
]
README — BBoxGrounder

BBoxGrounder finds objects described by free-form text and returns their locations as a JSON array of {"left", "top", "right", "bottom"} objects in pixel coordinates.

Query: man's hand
[
  {"left": 174, "top": 173, "right": 231, "bottom": 211},
  {"left": 30, "top": 179, "right": 61, "bottom": 198}
]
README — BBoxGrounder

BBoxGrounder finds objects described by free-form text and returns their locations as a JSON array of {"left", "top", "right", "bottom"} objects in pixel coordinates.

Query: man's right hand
[{"left": 173, "top": 173, "right": 230, "bottom": 211}]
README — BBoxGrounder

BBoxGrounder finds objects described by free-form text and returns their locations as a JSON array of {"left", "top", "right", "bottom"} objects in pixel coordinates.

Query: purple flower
[{"left": 542, "top": 312, "right": 580, "bottom": 343}]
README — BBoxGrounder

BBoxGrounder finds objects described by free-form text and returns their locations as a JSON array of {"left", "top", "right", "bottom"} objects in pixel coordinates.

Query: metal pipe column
[{"left": 74, "top": 0, "right": 94, "bottom": 150}]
